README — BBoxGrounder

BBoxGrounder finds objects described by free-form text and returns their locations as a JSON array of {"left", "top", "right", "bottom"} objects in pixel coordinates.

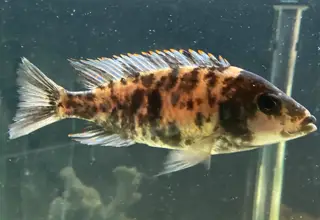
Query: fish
[{"left": 8, "top": 49, "right": 317, "bottom": 176}]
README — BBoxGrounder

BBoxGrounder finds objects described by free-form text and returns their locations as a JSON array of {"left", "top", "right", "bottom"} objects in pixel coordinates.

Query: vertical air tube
[{"left": 252, "top": 2, "right": 308, "bottom": 220}]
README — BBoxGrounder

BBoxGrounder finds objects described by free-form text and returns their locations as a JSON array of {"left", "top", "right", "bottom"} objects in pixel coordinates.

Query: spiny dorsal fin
[
  {"left": 68, "top": 125, "right": 135, "bottom": 147},
  {"left": 68, "top": 49, "right": 230, "bottom": 89}
]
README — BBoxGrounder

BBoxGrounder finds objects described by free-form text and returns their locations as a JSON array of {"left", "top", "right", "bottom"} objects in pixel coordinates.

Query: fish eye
[{"left": 257, "top": 93, "right": 281, "bottom": 115}]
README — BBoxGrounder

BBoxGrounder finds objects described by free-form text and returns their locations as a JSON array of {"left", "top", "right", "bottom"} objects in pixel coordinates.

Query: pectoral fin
[
  {"left": 155, "top": 137, "right": 213, "bottom": 176},
  {"left": 155, "top": 150, "right": 211, "bottom": 177}
]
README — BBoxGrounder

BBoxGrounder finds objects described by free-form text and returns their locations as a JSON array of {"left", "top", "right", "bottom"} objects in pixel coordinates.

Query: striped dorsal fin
[{"left": 68, "top": 49, "right": 230, "bottom": 89}]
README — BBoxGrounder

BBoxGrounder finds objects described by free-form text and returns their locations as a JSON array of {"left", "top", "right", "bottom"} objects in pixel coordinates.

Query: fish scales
[
  {"left": 8, "top": 49, "right": 317, "bottom": 176},
  {"left": 57, "top": 66, "right": 237, "bottom": 151}
]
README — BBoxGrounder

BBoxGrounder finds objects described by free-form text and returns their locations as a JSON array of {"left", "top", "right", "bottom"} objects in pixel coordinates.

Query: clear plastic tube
[{"left": 252, "top": 3, "right": 308, "bottom": 220}]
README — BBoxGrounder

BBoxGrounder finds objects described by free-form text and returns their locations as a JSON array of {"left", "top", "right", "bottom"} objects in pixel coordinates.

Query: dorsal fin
[{"left": 68, "top": 49, "right": 230, "bottom": 89}]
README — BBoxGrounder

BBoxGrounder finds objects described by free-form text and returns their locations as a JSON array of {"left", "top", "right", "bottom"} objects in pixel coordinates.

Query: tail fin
[{"left": 9, "top": 57, "right": 64, "bottom": 139}]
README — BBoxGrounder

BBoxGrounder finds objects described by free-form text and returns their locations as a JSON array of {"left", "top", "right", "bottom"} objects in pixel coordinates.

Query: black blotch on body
[
  {"left": 165, "top": 69, "right": 179, "bottom": 90},
  {"left": 86, "top": 93, "right": 95, "bottom": 101},
  {"left": 131, "top": 89, "right": 145, "bottom": 114},
  {"left": 178, "top": 68, "right": 199, "bottom": 92},
  {"left": 217, "top": 70, "right": 278, "bottom": 142},
  {"left": 108, "top": 80, "right": 114, "bottom": 89},
  {"left": 67, "top": 101, "right": 96, "bottom": 119},
  {"left": 98, "top": 85, "right": 106, "bottom": 90},
  {"left": 195, "top": 98, "right": 203, "bottom": 105},
  {"left": 65, "top": 99, "right": 75, "bottom": 109},
  {"left": 186, "top": 99, "right": 193, "bottom": 110},
  {"left": 64, "top": 92, "right": 101, "bottom": 119},
  {"left": 151, "top": 122, "right": 181, "bottom": 146},
  {"left": 65, "top": 94, "right": 79, "bottom": 109},
  {"left": 185, "top": 139, "right": 192, "bottom": 145},
  {"left": 207, "top": 88, "right": 216, "bottom": 108},
  {"left": 180, "top": 102, "right": 186, "bottom": 109},
  {"left": 120, "top": 78, "right": 127, "bottom": 85},
  {"left": 219, "top": 101, "right": 251, "bottom": 140},
  {"left": 195, "top": 112, "right": 204, "bottom": 128},
  {"left": 132, "top": 75, "right": 140, "bottom": 84},
  {"left": 100, "top": 103, "right": 108, "bottom": 112},
  {"left": 167, "top": 122, "right": 180, "bottom": 136},
  {"left": 155, "top": 76, "right": 166, "bottom": 88},
  {"left": 171, "top": 93, "right": 180, "bottom": 106},
  {"left": 147, "top": 89, "right": 162, "bottom": 122},
  {"left": 216, "top": 136, "right": 240, "bottom": 152},
  {"left": 205, "top": 70, "right": 217, "bottom": 88},
  {"left": 172, "top": 67, "right": 179, "bottom": 77},
  {"left": 91, "top": 105, "right": 98, "bottom": 113},
  {"left": 221, "top": 70, "right": 272, "bottom": 117},
  {"left": 141, "top": 74, "right": 155, "bottom": 88},
  {"left": 221, "top": 77, "right": 234, "bottom": 96},
  {"left": 110, "top": 95, "right": 118, "bottom": 103},
  {"left": 166, "top": 123, "right": 182, "bottom": 146},
  {"left": 118, "top": 95, "right": 138, "bottom": 132}
]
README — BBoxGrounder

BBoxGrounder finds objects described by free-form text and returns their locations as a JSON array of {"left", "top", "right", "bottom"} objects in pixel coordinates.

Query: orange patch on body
[{"left": 57, "top": 65, "right": 244, "bottom": 137}]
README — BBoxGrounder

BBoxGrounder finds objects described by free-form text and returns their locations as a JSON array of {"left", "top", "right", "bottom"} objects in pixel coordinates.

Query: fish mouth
[
  {"left": 300, "top": 115, "right": 317, "bottom": 134},
  {"left": 300, "top": 123, "right": 317, "bottom": 134},
  {"left": 282, "top": 115, "right": 317, "bottom": 138}
]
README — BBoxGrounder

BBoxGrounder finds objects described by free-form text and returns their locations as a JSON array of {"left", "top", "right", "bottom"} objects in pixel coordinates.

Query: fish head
[
  {"left": 248, "top": 90, "right": 317, "bottom": 145},
  {"left": 219, "top": 69, "right": 317, "bottom": 147}
]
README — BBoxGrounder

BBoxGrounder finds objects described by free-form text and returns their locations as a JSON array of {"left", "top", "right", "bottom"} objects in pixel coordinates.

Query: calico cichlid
[{"left": 8, "top": 49, "right": 317, "bottom": 176}]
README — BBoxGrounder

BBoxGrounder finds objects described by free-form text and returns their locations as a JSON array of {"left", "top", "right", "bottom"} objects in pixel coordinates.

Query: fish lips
[
  {"left": 281, "top": 115, "right": 317, "bottom": 138},
  {"left": 300, "top": 115, "right": 317, "bottom": 134}
]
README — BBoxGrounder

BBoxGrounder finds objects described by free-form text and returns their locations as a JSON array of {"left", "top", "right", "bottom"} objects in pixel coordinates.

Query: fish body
[{"left": 8, "top": 49, "right": 317, "bottom": 176}]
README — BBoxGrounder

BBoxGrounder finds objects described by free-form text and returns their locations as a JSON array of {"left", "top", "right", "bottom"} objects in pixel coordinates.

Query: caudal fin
[{"left": 9, "top": 57, "right": 64, "bottom": 139}]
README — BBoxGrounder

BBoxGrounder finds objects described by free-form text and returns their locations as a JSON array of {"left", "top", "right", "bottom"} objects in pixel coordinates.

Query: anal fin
[{"left": 68, "top": 125, "right": 135, "bottom": 147}]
